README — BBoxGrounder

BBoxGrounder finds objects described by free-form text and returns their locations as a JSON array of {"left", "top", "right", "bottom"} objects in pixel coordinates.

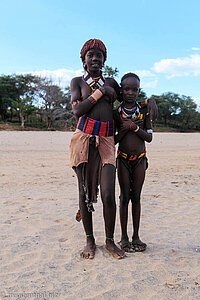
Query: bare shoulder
[
  {"left": 70, "top": 76, "right": 83, "bottom": 101},
  {"left": 70, "top": 76, "right": 82, "bottom": 89}
]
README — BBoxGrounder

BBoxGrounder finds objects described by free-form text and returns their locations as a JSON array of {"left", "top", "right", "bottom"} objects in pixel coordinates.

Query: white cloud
[
  {"left": 124, "top": 70, "right": 158, "bottom": 89},
  {"left": 142, "top": 80, "right": 158, "bottom": 88},
  {"left": 20, "top": 68, "right": 83, "bottom": 88},
  {"left": 126, "top": 70, "right": 156, "bottom": 78},
  {"left": 152, "top": 54, "right": 200, "bottom": 78},
  {"left": 191, "top": 47, "right": 200, "bottom": 51}
]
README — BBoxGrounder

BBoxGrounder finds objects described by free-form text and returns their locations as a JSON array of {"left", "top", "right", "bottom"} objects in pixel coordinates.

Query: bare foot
[
  {"left": 106, "top": 240, "right": 126, "bottom": 259},
  {"left": 80, "top": 236, "right": 96, "bottom": 259},
  {"left": 119, "top": 239, "right": 134, "bottom": 253},
  {"left": 132, "top": 238, "right": 147, "bottom": 252}
]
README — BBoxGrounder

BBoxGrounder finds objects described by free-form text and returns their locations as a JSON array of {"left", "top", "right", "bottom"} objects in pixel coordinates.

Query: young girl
[{"left": 114, "top": 73, "right": 153, "bottom": 252}]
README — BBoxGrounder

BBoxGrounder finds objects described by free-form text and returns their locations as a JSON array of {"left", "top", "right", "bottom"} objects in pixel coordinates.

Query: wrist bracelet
[
  {"left": 99, "top": 86, "right": 105, "bottom": 94},
  {"left": 88, "top": 87, "right": 104, "bottom": 105},
  {"left": 130, "top": 122, "right": 138, "bottom": 132},
  {"left": 133, "top": 125, "right": 139, "bottom": 132},
  {"left": 130, "top": 122, "right": 135, "bottom": 131}
]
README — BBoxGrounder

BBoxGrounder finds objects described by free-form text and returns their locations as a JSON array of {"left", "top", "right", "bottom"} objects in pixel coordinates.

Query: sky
[{"left": 1, "top": 0, "right": 200, "bottom": 109}]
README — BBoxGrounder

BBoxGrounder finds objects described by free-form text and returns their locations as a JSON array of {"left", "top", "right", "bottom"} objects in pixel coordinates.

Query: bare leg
[
  {"left": 131, "top": 159, "right": 147, "bottom": 251},
  {"left": 117, "top": 158, "right": 133, "bottom": 252},
  {"left": 100, "top": 164, "right": 125, "bottom": 259},
  {"left": 77, "top": 165, "right": 96, "bottom": 259}
]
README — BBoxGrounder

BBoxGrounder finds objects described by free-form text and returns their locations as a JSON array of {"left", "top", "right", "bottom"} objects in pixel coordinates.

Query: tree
[
  {"left": 0, "top": 74, "right": 39, "bottom": 127},
  {"left": 103, "top": 65, "right": 119, "bottom": 78},
  {"left": 177, "top": 96, "right": 198, "bottom": 130},
  {"left": 0, "top": 75, "right": 17, "bottom": 121},
  {"left": 151, "top": 93, "right": 179, "bottom": 126},
  {"left": 36, "top": 78, "right": 74, "bottom": 129}
]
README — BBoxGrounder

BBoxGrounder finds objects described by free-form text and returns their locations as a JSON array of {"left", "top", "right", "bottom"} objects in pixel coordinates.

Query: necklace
[
  {"left": 82, "top": 71, "right": 105, "bottom": 91},
  {"left": 119, "top": 102, "right": 143, "bottom": 120}
]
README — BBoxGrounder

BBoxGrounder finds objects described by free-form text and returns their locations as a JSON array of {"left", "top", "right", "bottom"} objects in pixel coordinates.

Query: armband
[
  {"left": 88, "top": 87, "right": 105, "bottom": 104},
  {"left": 72, "top": 99, "right": 81, "bottom": 108},
  {"left": 139, "top": 98, "right": 148, "bottom": 107},
  {"left": 146, "top": 129, "right": 153, "bottom": 134}
]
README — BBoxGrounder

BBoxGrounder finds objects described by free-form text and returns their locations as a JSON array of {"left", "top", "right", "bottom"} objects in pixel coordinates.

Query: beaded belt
[
  {"left": 117, "top": 149, "right": 146, "bottom": 161},
  {"left": 77, "top": 116, "right": 114, "bottom": 137}
]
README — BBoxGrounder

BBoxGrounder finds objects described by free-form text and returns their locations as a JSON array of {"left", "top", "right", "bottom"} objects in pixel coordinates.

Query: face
[
  {"left": 84, "top": 48, "right": 104, "bottom": 74},
  {"left": 121, "top": 77, "right": 140, "bottom": 104}
]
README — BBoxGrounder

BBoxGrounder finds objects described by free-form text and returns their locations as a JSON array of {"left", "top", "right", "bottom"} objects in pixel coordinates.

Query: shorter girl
[{"left": 114, "top": 73, "right": 153, "bottom": 252}]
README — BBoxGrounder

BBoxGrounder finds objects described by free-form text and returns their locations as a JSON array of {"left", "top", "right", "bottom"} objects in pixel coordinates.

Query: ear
[{"left": 83, "top": 61, "right": 87, "bottom": 70}]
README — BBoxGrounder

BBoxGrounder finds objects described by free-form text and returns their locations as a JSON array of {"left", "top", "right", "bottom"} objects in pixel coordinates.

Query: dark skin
[
  {"left": 115, "top": 77, "right": 152, "bottom": 252},
  {"left": 71, "top": 48, "right": 125, "bottom": 259}
]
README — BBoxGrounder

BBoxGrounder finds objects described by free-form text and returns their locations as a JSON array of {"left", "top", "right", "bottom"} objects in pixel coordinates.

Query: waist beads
[
  {"left": 77, "top": 116, "right": 114, "bottom": 137},
  {"left": 117, "top": 149, "right": 146, "bottom": 161}
]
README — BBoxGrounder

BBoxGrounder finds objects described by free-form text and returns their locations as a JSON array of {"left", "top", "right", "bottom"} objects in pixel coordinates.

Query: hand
[
  {"left": 147, "top": 98, "right": 158, "bottom": 122},
  {"left": 103, "top": 85, "right": 117, "bottom": 103},
  {"left": 134, "top": 118, "right": 143, "bottom": 127},
  {"left": 121, "top": 119, "right": 137, "bottom": 132}
]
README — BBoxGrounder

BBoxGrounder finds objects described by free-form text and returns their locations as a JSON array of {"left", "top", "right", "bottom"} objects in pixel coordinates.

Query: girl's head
[
  {"left": 80, "top": 39, "right": 107, "bottom": 70},
  {"left": 120, "top": 73, "right": 140, "bottom": 104}
]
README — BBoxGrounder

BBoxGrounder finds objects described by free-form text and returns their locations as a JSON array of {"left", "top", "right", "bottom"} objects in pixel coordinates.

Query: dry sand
[{"left": 0, "top": 131, "right": 200, "bottom": 300}]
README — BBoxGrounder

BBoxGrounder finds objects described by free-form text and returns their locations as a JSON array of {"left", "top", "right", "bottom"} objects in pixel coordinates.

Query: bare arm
[
  {"left": 70, "top": 77, "right": 94, "bottom": 119},
  {"left": 117, "top": 118, "right": 152, "bottom": 143},
  {"left": 135, "top": 113, "right": 153, "bottom": 143},
  {"left": 115, "top": 128, "right": 127, "bottom": 144},
  {"left": 148, "top": 98, "right": 158, "bottom": 122},
  {"left": 71, "top": 77, "right": 118, "bottom": 118}
]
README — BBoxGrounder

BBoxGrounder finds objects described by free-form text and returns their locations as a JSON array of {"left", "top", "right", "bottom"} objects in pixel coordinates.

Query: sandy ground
[{"left": 0, "top": 131, "right": 200, "bottom": 300}]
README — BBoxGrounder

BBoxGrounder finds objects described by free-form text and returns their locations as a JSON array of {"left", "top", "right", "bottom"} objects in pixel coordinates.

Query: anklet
[
  {"left": 106, "top": 236, "right": 114, "bottom": 242},
  {"left": 86, "top": 234, "right": 93, "bottom": 238}
]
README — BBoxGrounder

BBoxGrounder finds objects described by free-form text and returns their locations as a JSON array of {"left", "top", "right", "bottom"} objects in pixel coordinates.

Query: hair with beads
[
  {"left": 121, "top": 73, "right": 140, "bottom": 85},
  {"left": 80, "top": 39, "right": 107, "bottom": 63}
]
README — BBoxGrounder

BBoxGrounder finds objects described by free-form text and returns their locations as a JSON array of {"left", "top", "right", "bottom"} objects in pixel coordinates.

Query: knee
[
  {"left": 120, "top": 193, "right": 130, "bottom": 206},
  {"left": 131, "top": 190, "right": 141, "bottom": 205},
  {"left": 102, "top": 190, "right": 115, "bottom": 208}
]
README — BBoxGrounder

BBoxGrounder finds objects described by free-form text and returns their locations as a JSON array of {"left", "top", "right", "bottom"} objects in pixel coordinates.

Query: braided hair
[{"left": 80, "top": 39, "right": 107, "bottom": 63}]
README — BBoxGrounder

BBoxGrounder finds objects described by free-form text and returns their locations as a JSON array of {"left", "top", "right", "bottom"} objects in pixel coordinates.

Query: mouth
[
  {"left": 126, "top": 97, "right": 136, "bottom": 101},
  {"left": 91, "top": 63, "right": 100, "bottom": 67}
]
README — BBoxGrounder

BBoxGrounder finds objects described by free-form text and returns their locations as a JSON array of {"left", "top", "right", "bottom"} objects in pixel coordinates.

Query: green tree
[
  {"left": 177, "top": 96, "right": 198, "bottom": 130},
  {"left": 0, "top": 74, "right": 39, "bottom": 127},
  {"left": 103, "top": 65, "right": 119, "bottom": 78},
  {"left": 0, "top": 75, "right": 17, "bottom": 121},
  {"left": 152, "top": 93, "right": 179, "bottom": 126}
]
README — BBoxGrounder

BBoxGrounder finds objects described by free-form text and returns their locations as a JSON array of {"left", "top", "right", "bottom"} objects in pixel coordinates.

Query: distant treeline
[{"left": 0, "top": 74, "right": 199, "bottom": 131}]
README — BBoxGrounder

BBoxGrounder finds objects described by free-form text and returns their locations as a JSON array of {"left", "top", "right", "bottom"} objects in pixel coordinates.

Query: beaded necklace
[
  {"left": 82, "top": 71, "right": 105, "bottom": 91},
  {"left": 118, "top": 102, "right": 143, "bottom": 121}
]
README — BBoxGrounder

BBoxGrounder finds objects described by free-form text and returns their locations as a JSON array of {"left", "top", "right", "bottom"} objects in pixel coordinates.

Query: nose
[
  {"left": 128, "top": 90, "right": 134, "bottom": 95},
  {"left": 92, "top": 54, "right": 99, "bottom": 61}
]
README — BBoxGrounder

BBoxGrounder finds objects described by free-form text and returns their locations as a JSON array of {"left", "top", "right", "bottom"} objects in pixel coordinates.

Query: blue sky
[{"left": 1, "top": 0, "right": 200, "bottom": 108}]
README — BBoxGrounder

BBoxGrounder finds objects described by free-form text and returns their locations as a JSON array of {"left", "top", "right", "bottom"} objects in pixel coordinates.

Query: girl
[{"left": 114, "top": 73, "right": 153, "bottom": 252}]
